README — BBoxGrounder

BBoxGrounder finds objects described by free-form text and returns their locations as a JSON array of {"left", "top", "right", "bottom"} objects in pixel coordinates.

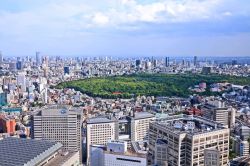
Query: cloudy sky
[{"left": 0, "top": 0, "right": 250, "bottom": 57}]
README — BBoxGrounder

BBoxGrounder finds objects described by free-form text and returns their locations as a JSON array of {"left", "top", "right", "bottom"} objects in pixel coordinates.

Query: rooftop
[
  {"left": 133, "top": 112, "right": 155, "bottom": 120},
  {"left": 153, "top": 114, "right": 226, "bottom": 135},
  {"left": 35, "top": 105, "right": 82, "bottom": 116},
  {"left": 104, "top": 149, "right": 146, "bottom": 159},
  {"left": 46, "top": 151, "right": 79, "bottom": 166},
  {"left": 0, "top": 137, "right": 62, "bottom": 166},
  {"left": 87, "top": 116, "right": 116, "bottom": 124}
]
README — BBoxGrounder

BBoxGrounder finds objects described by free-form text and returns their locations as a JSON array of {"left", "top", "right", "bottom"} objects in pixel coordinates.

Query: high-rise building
[
  {"left": 238, "top": 126, "right": 250, "bottom": 141},
  {"left": 32, "top": 105, "right": 83, "bottom": 162},
  {"left": 165, "top": 57, "right": 170, "bottom": 67},
  {"left": 0, "top": 51, "right": 3, "bottom": 64},
  {"left": 152, "top": 59, "right": 157, "bottom": 68},
  {"left": 136, "top": 60, "right": 141, "bottom": 68},
  {"left": 16, "top": 61, "right": 23, "bottom": 70},
  {"left": 86, "top": 117, "right": 116, "bottom": 162},
  {"left": 228, "top": 107, "right": 236, "bottom": 128},
  {"left": 36, "top": 52, "right": 41, "bottom": 66},
  {"left": 194, "top": 56, "right": 198, "bottom": 66},
  {"left": 149, "top": 115, "right": 229, "bottom": 166},
  {"left": 234, "top": 137, "right": 249, "bottom": 157},
  {"left": 64, "top": 66, "right": 70, "bottom": 75},
  {"left": 130, "top": 112, "right": 155, "bottom": 142}
]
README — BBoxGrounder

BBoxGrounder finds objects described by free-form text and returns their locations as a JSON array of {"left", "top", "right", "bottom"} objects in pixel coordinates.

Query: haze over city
[{"left": 0, "top": 0, "right": 250, "bottom": 57}]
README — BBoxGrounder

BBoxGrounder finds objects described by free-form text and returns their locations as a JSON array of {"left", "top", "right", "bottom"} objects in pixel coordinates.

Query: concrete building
[
  {"left": 90, "top": 140, "right": 147, "bottom": 166},
  {"left": 149, "top": 114, "right": 229, "bottom": 166},
  {"left": 202, "top": 101, "right": 229, "bottom": 127},
  {"left": 239, "top": 126, "right": 250, "bottom": 141},
  {"left": 228, "top": 107, "right": 236, "bottom": 128},
  {"left": 234, "top": 137, "right": 249, "bottom": 157},
  {"left": 86, "top": 112, "right": 154, "bottom": 162},
  {"left": 32, "top": 105, "right": 82, "bottom": 162},
  {"left": 204, "top": 149, "right": 220, "bottom": 166},
  {"left": 86, "top": 117, "right": 116, "bottom": 162},
  {"left": 130, "top": 112, "right": 155, "bottom": 141}
]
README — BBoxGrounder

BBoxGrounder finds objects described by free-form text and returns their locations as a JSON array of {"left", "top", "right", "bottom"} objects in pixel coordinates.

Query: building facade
[
  {"left": 149, "top": 115, "right": 229, "bottom": 166},
  {"left": 32, "top": 105, "right": 82, "bottom": 162}
]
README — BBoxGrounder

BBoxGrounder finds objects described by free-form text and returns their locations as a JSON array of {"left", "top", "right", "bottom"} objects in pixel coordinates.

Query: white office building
[{"left": 32, "top": 105, "right": 82, "bottom": 162}]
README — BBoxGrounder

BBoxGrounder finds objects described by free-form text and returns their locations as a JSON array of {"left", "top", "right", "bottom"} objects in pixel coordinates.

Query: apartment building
[{"left": 149, "top": 114, "right": 229, "bottom": 166}]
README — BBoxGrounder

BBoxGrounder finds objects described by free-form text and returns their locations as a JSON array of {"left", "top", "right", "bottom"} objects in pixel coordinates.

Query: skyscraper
[
  {"left": 136, "top": 60, "right": 141, "bottom": 68},
  {"left": 36, "top": 52, "right": 41, "bottom": 66},
  {"left": 64, "top": 66, "right": 70, "bottom": 75},
  {"left": 32, "top": 105, "right": 83, "bottom": 162},
  {"left": 0, "top": 51, "right": 3, "bottom": 64},
  {"left": 194, "top": 56, "right": 198, "bottom": 66},
  {"left": 165, "top": 57, "right": 170, "bottom": 67},
  {"left": 16, "top": 61, "right": 23, "bottom": 70}
]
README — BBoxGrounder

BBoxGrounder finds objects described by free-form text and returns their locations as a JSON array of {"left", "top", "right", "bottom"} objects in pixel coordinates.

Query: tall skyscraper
[
  {"left": 149, "top": 115, "right": 229, "bottom": 166},
  {"left": 36, "top": 52, "right": 41, "bottom": 66},
  {"left": 16, "top": 61, "right": 23, "bottom": 70},
  {"left": 136, "top": 60, "right": 141, "bottom": 68},
  {"left": 32, "top": 105, "right": 83, "bottom": 162},
  {"left": 64, "top": 66, "right": 70, "bottom": 75},
  {"left": 165, "top": 57, "right": 170, "bottom": 67},
  {"left": 194, "top": 56, "right": 198, "bottom": 66},
  {"left": 0, "top": 51, "right": 3, "bottom": 64}
]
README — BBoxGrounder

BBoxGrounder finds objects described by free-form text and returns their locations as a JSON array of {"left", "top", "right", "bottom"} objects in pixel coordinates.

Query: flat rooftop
[
  {"left": 154, "top": 114, "right": 226, "bottom": 135},
  {"left": 0, "top": 137, "right": 62, "bottom": 166},
  {"left": 35, "top": 105, "right": 82, "bottom": 116},
  {"left": 104, "top": 150, "right": 146, "bottom": 159},
  {"left": 133, "top": 112, "right": 155, "bottom": 120},
  {"left": 46, "top": 151, "right": 79, "bottom": 166},
  {"left": 87, "top": 117, "right": 116, "bottom": 124}
]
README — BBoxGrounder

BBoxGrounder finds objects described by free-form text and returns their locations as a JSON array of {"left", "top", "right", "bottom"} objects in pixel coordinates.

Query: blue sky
[{"left": 0, "top": 0, "right": 250, "bottom": 57}]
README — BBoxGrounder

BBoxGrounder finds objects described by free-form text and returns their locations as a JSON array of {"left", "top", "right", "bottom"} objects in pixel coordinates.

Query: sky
[{"left": 0, "top": 0, "right": 250, "bottom": 57}]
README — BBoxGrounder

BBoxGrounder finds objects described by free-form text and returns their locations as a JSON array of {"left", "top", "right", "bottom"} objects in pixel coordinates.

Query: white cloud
[
  {"left": 92, "top": 13, "right": 109, "bottom": 25},
  {"left": 0, "top": 0, "right": 246, "bottom": 37}
]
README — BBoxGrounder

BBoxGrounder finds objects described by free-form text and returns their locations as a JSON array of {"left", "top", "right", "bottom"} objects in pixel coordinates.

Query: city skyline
[{"left": 0, "top": 0, "right": 250, "bottom": 57}]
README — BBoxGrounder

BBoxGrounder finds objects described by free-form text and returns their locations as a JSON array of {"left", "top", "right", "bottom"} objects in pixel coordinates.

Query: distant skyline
[{"left": 0, "top": 0, "right": 250, "bottom": 57}]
